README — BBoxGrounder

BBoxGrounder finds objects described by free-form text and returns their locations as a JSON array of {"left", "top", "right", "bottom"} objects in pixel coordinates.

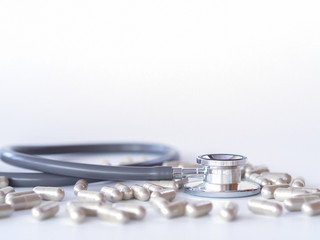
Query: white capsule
[
  {"left": 248, "top": 173, "right": 272, "bottom": 186},
  {"left": 248, "top": 199, "right": 282, "bottom": 217},
  {"left": 274, "top": 188, "right": 317, "bottom": 201},
  {"left": 291, "top": 177, "right": 305, "bottom": 187},
  {"left": 5, "top": 190, "right": 35, "bottom": 201},
  {"left": 73, "top": 179, "right": 88, "bottom": 196},
  {"left": 131, "top": 185, "right": 150, "bottom": 201},
  {"left": 113, "top": 203, "right": 146, "bottom": 220},
  {"left": 100, "top": 159, "right": 111, "bottom": 165},
  {"left": 245, "top": 165, "right": 269, "bottom": 178},
  {"left": 186, "top": 201, "right": 212, "bottom": 218},
  {"left": 261, "top": 172, "right": 292, "bottom": 184},
  {"left": 149, "top": 197, "right": 170, "bottom": 210},
  {"left": 143, "top": 182, "right": 165, "bottom": 192},
  {"left": 98, "top": 205, "right": 130, "bottom": 224},
  {"left": 0, "top": 176, "right": 9, "bottom": 188},
  {"left": 77, "top": 190, "right": 106, "bottom": 203},
  {"left": 100, "top": 186, "right": 123, "bottom": 202},
  {"left": 32, "top": 201, "right": 59, "bottom": 220},
  {"left": 159, "top": 200, "right": 187, "bottom": 219},
  {"left": 284, "top": 195, "right": 320, "bottom": 212},
  {"left": 219, "top": 201, "right": 238, "bottom": 221},
  {"left": 114, "top": 183, "right": 133, "bottom": 200},
  {"left": 67, "top": 205, "right": 86, "bottom": 223},
  {"left": 261, "top": 185, "right": 290, "bottom": 199},
  {"left": 0, "top": 186, "right": 15, "bottom": 203},
  {"left": 146, "top": 181, "right": 179, "bottom": 191},
  {"left": 174, "top": 178, "right": 189, "bottom": 189},
  {"left": 6, "top": 193, "right": 41, "bottom": 210},
  {"left": 119, "top": 156, "right": 133, "bottom": 165},
  {"left": 302, "top": 199, "right": 320, "bottom": 216},
  {"left": 151, "top": 189, "right": 176, "bottom": 201},
  {"left": 0, "top": 203, "right": 14, "bottom": 218},
  {"left": 67, "top": 201, "right": 102, "bottom": 216},
  {"left": 33, "top": 186, "right": 65, "bottom": 201}
]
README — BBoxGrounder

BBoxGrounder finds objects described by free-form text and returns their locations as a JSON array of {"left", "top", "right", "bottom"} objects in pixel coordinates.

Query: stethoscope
[{"left": 0, "top": 143, "right": 260, "bottom": 198}]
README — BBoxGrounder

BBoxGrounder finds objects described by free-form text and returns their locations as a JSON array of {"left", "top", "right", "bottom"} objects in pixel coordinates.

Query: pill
[
  {"left": 0, "top": 176, "right": 9, "bottom": 188},
  {"left": 101, "top": 186, "right": 123, "bottom": 202},
  {"left": 113, "top": 203, "right": 146, "bottom": 220},
  {"left": 151, "top": 189, "right": 176, "bottom": 201},
  {"left": 32, "top": 201, "right": 59, "bottom": 220},
  {"left": 143, "top": 182, "right": 165, "bottom": 192},
  {"left": 186, "top": 201, "right": 212, "bottom": 218},
  {"left": 261, "top": 185, "right": 290, "bottom": 199},
  {"left": 33, "top": 186, "right": 65, "bottom": 201},
  {"left": 115, "top": 183, "right": 133, "bottom": 200},
  {"left": 0, "top": 203, "right": 14, "bottom": 218},
  {"left": 293, "top": 187, "right": 320, "bottom": 193},
  {"left": 275, "top": 178, "right": 288, "bottom": 185},
  {"left": 131, "top": 185, "right": 150, "bottom": 201},
  {"left": 162, "top": 161, "right": 181, "bottom": 167},
  {"left": 67, "top": 201, "right": 102, "bottom": 216},
  {"left": 100, "top": 160, "right": 111, "bottom": 165},
  {"left": 159, "top": 200, "right": 187, "bottom": 219},
  {"left": 98, "top": 205, "right": 130, "bottom": 224},
  {"left": 6, "top": 193, "right": 41, "bottom": 210},
  {"left": 73, "top": 179, "right": 88, "bottom": 196},
  {"left": 302, "top": 199, "right": 320, "bottom": 216},
  {"left": 174, "top": 178, "right": 189, "bottom": 189},
  {"left": 119, "top": 156, "right": 133, "bottom": 165},
  {"left": 0, "top": 186, "right": 15, "bottom": 203},
  {"left": 219, "top": 201, "right": 238, "bottom": 221},
  {"left": 248, "top": 198, "right": 282, "bottom": 217},
  {"left": 77, "top": 190, "right": 106, "bottom": 203},
  {"left": 67, "top": 205, "right": 86, "bottom": 223},
  {"left": 284, "top": 195, "right": 320, "bottom": 212},
  {"left": 261, "top": 172, "right": 291, "bottom": 184},
  {"left": 274, "top": 188, "right": 317, "bottom": 201},
  {"left": 291, "top": 177, "right": 305, "bottom": 187},
  {"left": 245, "top": 165, "right": 269, "bottom": 178},
  {"left": 5, "top": 190, "right": 35, "bottom": 201},
  {"left": 149, "top": 197, "right": 170, "bottom": 210},
  {"left": 147, "top": 181, "right": 179, "bottom": 191},
  {"left": 248, "top": 173, "right": 272, "bottom": 186}
]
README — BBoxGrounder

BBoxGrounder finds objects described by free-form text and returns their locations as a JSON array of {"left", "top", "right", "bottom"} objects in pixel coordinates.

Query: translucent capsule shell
[
  {"left": 33, "top": 187, "right": 65, "bottom": 201},
  {"left": 5, "top": 190, "right": 35, "bottom": 201},
  {"left": 284, "top": 195, "right": 320, "bottom": 212},
  {"left": 98, "top": 205, "right": 130, "bottom": 224},
  {"left": 113, "top": 203, "right": 146, "bottom": 220},
  {"left": 6, "top": 193, "right": 41, "bottom": 210},
  {"left": 0, "top": 176, "right": 9, "bottom": 188},
  {"left": 73, "top": 179, "right": 88, "bottom": 196},
  {"left": 186, "top": 201, "right": 212, "bottom": 218},
  {"left": 77, "top": 190, "right": 106, "bottom": 203},
  {"left": 0, "top": 186, "right": 15, "bottom": 203},
  {"left": 248, "top": 199, "right": 282, "bottom": 217},
  {"left": 291, "top": 177, "right": 305, "bottom": 188},
  {"left": 159, "top": 200, "right": 187, "bottom": 219},
  {"left": 261, "top": 185, "right": 290, "bottom": 199},
  {"left": 0, "top": 203, "right": 14, "bottom": 218},
  {"left": 101, "top": 186, "right": 123, "bottom": 202},
  {"left": 219, "top": 201, "right": 238, "bottom": 221},
  {"left": 302, "top": 199, "right": 320, "bottom": 216},
  {"left": 131, "top": 185, "right": 150, "bottom": 201},
  {"left": 274, "top": 188, "right": 314, "bottom": 201},
  {"left": 150, "top": 197, "right": 170, "bottom": 210},
  {"left": 115, "top": 183, "right": 133, "bottom": 200},
  {"left": 32, "top": 201, "right": 59, "bottom": 220},
  {"left": 151, "top": 189, "right": 176, "bottom": 201},
  {"left": 67, "top": 205, "right": 86, "bottom": 223}
]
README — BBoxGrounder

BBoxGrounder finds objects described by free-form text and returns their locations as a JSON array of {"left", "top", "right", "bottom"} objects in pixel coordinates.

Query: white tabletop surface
[{"left": 0, "top": 0, "right": 320, "bottom": 239}]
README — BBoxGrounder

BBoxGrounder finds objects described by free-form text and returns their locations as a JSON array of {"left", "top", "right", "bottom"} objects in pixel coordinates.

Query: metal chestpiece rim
[{"left": 184, "top": 153, "right": 260, "bottom": 198}]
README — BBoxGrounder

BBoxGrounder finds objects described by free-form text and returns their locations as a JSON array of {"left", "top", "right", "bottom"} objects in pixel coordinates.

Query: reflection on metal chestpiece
[{"left": 67, "top": 205, "right": 86, "bottom": 223}]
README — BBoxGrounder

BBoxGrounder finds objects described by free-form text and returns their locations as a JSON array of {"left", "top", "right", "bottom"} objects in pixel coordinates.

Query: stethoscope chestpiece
[{"left": 184, "top": 154, "right": 260, "bottom": 198}]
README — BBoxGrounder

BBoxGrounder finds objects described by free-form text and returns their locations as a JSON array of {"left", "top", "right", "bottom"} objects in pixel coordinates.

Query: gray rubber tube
[{"left": 0, "top": 143, "right": 179, "bottom": 187}]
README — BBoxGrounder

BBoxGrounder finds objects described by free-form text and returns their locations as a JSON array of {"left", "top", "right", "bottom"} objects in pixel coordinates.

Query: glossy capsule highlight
[
  {"left": 113, "top": 203, "right": 146, "bottom": 220},
  {"left": 0, "top": 203, "right": 14, "bottom": 218},
  {"left": 33, "top": 187, "right": 65, "bottom": 201},
  {"left": 131, "top": 185, "right": 150, "bottom": 201},
  {"left": 73, "top": 179, "right": 88, "bottom": 196},
  {"left": 0, "top": 176, "right": 9, "bottom": 188},
  {"left": 67, "top": 201, "right": 102, "bottom": 216},
  {"left": 143, "top": 182, "right": 165, "bottom": 192},
  {"left": 151, "top": 189, "right": 176, "bottom": 201},
  {"left": 186, "top": 201, "right": 212, "bottom": 218},
  {"left": 248, "top": 198, "right": 282, "bottom": 217},
  {"left": 67, "top": 205, "right": 86, "bottom": 223},
  {"left": 291, "top": 177, "right": 305, "bottom": 188},
  {"left": 0, "top": 186, "right": 15, "bottom": 203},
  {"left": 147, "top": 181, "right": 179, "bottom": 191},
  {"left": 6, "top": 193, "right": 41, "bottom": 210},
  {"left": 101, "top": 186, "right": 123, "bottom": 202},
  {"left": 302, "top": 199, "right": 320, "bottom": 216},
  {"left": 274, "top": 188, "right": 316, "bottom": 201},
  {"left": 115, "top": 183, "right": 133, "bottom": 200},
  {"left": 284, "top": 195, "right": 320, "bottom": 212},
  {"left": 261, "top": 185, "right": 290, "bottom": 199},
  {"left": 219, "top": 201, "right": 238, "bottom": 221},
  {"left": 77, "top": 190, "right": 106, "bottom": 203},
  {"left": 98, "top": 205, "right": 130, "bottom": 224},
  {"left": 32, "top": 201, "right": 59, "bottom": 220},
  {"left": 159, "top": 200, "right": 187, "bottom": 219}
]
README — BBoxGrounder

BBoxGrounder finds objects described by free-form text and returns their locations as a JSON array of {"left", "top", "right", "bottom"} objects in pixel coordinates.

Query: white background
[{"left": 0, "top": 0, "right": 319, "bottom": 239}]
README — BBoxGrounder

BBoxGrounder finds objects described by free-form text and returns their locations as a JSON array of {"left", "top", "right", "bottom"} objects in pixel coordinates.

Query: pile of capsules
[
  {"left": 0, "top": 175, "right": 239, "bottom": 223},
  {"left": 243, "top": 163, "right": 320, "bottom": 217}
]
